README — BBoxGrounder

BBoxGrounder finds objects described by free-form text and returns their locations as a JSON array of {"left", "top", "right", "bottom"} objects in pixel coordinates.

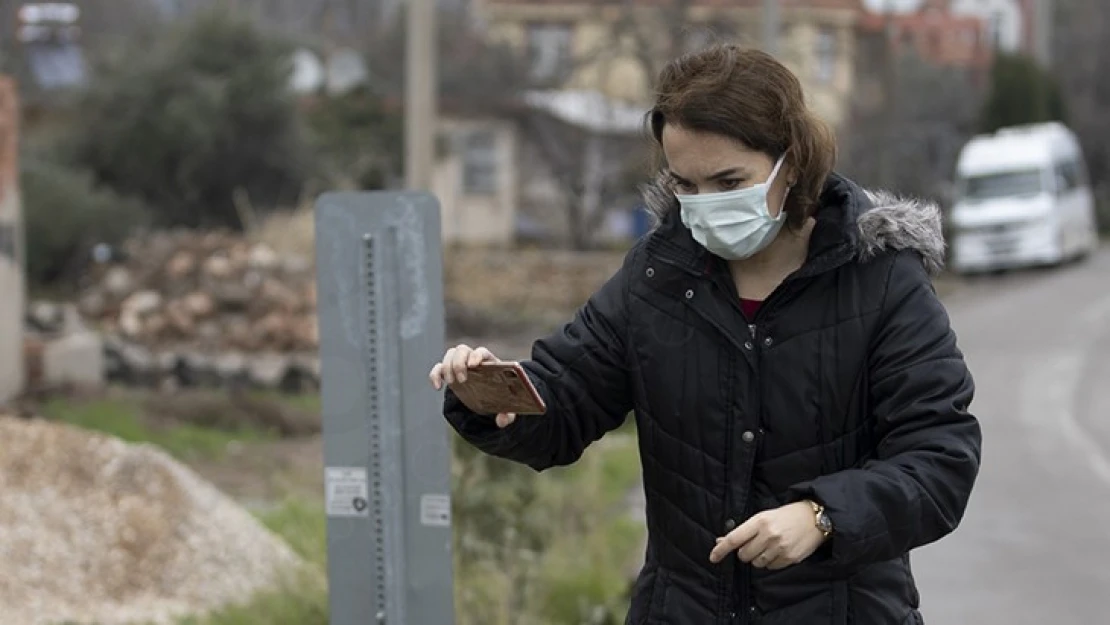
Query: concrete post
[{"left": 0, "top": 76, "right": 24, "bottom": 405}]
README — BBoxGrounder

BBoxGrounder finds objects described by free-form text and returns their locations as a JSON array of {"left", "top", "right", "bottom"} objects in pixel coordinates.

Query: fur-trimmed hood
[{"left": 639, "top": 173, "right": 947, "bottom": 276}]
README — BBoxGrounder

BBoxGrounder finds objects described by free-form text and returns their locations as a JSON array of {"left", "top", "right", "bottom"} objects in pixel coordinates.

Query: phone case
[{"left": 450, "top": 362, "right": 548, "bottom": 416}]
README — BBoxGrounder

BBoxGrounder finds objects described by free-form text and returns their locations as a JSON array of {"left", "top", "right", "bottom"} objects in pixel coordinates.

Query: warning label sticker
[
  {"left": 420, "top": 494, "right": 451, "bottom": 527},
  {"left": 325, "top": 467, "right": 370, "bottom": 518}
]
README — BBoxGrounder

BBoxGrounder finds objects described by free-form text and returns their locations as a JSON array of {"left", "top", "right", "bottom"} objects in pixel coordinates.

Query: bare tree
[
  {"left": 840, "top": 42, "right": 983, "bottom": 203},
  {"left": 1052, "top": 0, "right": 1110, "bottom": 229},
  {"left": 517, "top": 97, "right": 644, "bottom": 249},
  {"left": 506, "top": 1, "right": 751, "bottom": 249}
]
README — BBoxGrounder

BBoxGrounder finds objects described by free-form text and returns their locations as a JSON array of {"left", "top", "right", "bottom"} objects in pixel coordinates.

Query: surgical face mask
[{"left": 676, "top": 156, "right": 791, "bottom": 261}]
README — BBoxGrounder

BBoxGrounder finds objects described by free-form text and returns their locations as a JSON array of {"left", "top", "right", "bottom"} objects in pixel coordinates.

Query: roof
[
  {"left": 958, "top": 123, "right": 1080, "bottom": 173},
  {"left": 523, "top": 89, "right": 646, "bottom": 134}
]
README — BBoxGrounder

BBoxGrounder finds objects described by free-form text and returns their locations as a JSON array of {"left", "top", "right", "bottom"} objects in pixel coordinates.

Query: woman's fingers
[
  {"left": 469, "top": 346, "right": 497, "bottom": 366},
  {"left": 428, "top": 362, "right": 445, "bottom": 390},
  {"left": 440, "top": 347, "right": 458, "bottom": 384},
  {"left": 449, "top": 345, "right": 472, "bottom": 382},
  {"left": 495, "top": 412, "right": 516, "bottom": 428},
  {"left": 429, "top": 344, "right": 504, "bottom": 389}
]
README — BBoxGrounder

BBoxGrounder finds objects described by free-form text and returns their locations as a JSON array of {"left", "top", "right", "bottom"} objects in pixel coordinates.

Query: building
[
  {"left": 434, "top": 115, "right": 522, "bottom": 246},
  {"left": 473, "top": 0, "right": 864, "bottom": 130},
  {"left": 433, "top": 89, "right": 645, "bottom": 247},
  {"left": 949, "top": 0, "right": 1036, "bottom": 55},
  {"left": 6, "top": 2, "right": 88, "bottom": 102},
  {"left": 858, "top": 0, "right": 993, "bottom": 72}
]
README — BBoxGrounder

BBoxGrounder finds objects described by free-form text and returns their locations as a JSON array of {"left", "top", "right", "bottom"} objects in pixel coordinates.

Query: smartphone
[{"left": 449, "top": 361, "right": 547, "bottom": 416}]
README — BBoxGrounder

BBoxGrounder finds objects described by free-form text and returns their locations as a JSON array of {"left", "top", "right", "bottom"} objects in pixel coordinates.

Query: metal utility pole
[
  {"left": 878, "top": 0, "right": 898, "bottom": 188},
  {"left": 405, "top": 0, "right": 437, "bottom": 191},
  {"left": 762, "top": 0, "right": 780, "bottom": 56},
  {"left": 316, "top": 191, "right": 455, "bottom": 625}
]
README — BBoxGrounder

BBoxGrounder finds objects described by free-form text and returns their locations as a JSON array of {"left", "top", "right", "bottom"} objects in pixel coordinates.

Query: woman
[{"left": 429, "top": 45, "right": 981, "bottom": 624}]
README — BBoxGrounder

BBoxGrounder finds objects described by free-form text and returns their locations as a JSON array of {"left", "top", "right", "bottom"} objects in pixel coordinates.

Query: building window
[
  {"left": 526, "top": 22, "right": 573, "bottom": 83},
  {"left": 990, "top": 11, "right": 1004, "bottom": 49},
  {"left": 462, "top": 130, "right": 498, "bottom": 195},
  {"left": 814, "top": 26, "right": 837, "bottom": 84}
]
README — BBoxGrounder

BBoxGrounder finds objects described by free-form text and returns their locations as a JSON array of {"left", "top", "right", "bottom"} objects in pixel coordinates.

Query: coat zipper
[
  {"left": 721, "top": 351, "right": 737, "bottom": 622},
  {"left": 737, "top": 321, "right": 762, "bottom": 623}
]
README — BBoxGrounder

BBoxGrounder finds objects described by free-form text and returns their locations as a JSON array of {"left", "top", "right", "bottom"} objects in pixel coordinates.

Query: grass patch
[
  {"left": 38, "top": 395, "right": 276, "bottom": 460},
  {"left": 192, "top": 440, "right": 644, "bottom": 625},
  {"left": 453, "top": 432, "right": 644, "bottom": 625},
  {"left": 249, "top": 390, "right": 321, "bottom": 416},
  {"left": 36, "top": 391, "right": 645, "bottom": 625},
  {"left": 258, "top": 497, "right": 328, "bottom": 568}
]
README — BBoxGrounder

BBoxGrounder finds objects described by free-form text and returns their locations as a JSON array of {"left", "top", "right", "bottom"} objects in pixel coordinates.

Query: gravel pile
[{"left": 0, "top": 416, "right": 304, "bottom": 625}]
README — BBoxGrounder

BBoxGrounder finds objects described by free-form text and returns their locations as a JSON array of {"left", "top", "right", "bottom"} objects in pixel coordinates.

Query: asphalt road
[{"left": 913, "top": 246, "right": 1110, "bottom": 625}]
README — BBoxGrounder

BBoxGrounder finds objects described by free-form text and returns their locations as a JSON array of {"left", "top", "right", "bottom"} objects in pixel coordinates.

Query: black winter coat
[{"left": 445, "top": 173, "right": 982, "bottom": 624}]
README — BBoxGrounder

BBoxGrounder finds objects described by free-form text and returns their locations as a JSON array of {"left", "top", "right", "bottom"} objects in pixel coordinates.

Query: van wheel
[
  {"left": 1075, "top": 234, "right": 1097, "bottom": 262},
  {"left": 1052, "top": 230, "right": 1069, "bottom": 266}
]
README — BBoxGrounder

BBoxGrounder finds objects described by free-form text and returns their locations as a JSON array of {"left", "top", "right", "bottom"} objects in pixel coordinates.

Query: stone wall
[{"left": 443, "top": 246, "right": 626, "bottom": 334}]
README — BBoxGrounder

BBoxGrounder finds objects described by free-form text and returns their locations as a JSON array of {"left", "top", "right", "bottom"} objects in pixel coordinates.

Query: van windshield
[{"left": 961, "top": 170, "right": 1045, "bottom": 201}]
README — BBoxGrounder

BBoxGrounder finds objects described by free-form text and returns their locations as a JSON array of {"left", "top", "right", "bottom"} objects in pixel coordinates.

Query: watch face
[{"left": 817, "top": 512, "right": 834, "bottom": 534}]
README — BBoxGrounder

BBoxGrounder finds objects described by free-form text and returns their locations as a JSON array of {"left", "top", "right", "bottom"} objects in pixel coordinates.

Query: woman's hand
[
  {"left": 429, "top": 344, "right": 516, "bottom": 428},
  {"left": 708, "top": 501, "right": 828, "bottom": 570}
]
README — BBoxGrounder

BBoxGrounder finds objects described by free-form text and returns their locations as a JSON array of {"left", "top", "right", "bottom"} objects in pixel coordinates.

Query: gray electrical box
[{"left": 314, "top": 191, "right": 455, "bottom": 625}]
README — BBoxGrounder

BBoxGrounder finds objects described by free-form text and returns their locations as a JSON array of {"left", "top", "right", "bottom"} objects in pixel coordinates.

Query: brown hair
[{"left": 649, "top": 44, "right": 837, "bottom": 229}]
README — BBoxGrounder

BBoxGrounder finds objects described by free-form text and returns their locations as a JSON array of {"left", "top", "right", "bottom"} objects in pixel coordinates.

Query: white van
[{"left": 949, "top": 122, "right": 1100, "bottom": 274}]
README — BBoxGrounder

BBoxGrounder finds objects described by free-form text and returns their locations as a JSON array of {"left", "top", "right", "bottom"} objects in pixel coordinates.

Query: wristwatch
[{"left": 809, "top": 500, "right": 834, "bottom": 537}]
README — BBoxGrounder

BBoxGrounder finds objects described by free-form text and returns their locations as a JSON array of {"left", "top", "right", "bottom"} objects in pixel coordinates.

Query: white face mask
[{"left": 676, "top": 155, "right": 791, "bottom": 261}]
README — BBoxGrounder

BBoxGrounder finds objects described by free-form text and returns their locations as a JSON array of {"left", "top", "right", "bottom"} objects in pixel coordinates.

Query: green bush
[
  {"left": 21, "top": 158, "right": 148, "bottom": 287},
  {"left": 66, "top": 8, "right": 309, "bottom": 229},
  {"left": 305, "top": 87, "right": 403, "bottom": 190},
  {"left": 452, "top": 430, "right": 644, "bottom": 625},
  {"left": 980, "top": 52, "right": 1067, "bottom": 133}
]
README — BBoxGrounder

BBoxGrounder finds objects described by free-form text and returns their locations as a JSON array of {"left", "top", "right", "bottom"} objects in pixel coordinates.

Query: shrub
[
  {"left": 980, "top": 52, "right": 1067, "bottom": 133},
  {"left": 304, "top": 86, "right": 403, "bottom": 191},
  {"left": 66, "top": 8, "right": 310, "bottom": 229},
  {"left": 21, "top": 158, "right": 148, "bottom": 287}
]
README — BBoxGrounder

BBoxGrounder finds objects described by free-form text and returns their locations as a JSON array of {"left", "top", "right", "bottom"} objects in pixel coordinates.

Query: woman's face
[{"left": 661, "top": 124, "right": 793, "bottom": 219}]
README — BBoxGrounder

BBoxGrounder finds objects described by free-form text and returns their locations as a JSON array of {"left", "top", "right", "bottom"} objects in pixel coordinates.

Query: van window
[
  {"left": 962, "top": 169, "right": 1045, "bottom": 201},
  {"left": 1054, "top": 160, "right": 1083, "bottom": 193}
]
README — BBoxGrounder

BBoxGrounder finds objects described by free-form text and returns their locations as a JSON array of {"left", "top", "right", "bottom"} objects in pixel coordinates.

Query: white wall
[
  {"left": 950, "top": 0, "right": 1025, "bottom": 53},
  {"left": 435, "top": 118, "right": 519, "bottom": 246}
]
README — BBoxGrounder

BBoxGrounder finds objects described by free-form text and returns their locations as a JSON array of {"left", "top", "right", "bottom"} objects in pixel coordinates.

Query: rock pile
[
  {"left": 25, "top": 230, "right": 633, "bottom": 391},
  {"left": 0, "top": 415, "right": 306, "bottom": 625},
  {"left": 76, "top": 230, "right": 317, "bottom": 353},
  {"left": 29, "top": 230, "right": 322, "bottom": 392}
]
